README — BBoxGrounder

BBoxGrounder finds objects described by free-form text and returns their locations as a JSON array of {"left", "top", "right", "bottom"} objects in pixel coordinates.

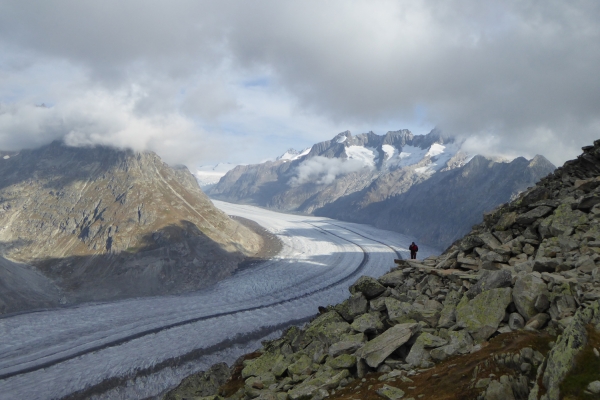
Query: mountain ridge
[{"left": 0, "top": 141, "right": 262, "bottom": 314}]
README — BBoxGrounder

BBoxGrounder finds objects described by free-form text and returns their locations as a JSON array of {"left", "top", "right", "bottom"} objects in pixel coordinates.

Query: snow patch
[
  {"left": 345, "top": 146, "right": 378, "bottom": 167},
  {"left": 3, "top": 155, "right": 9, "bottom": 160},
  {"left": 381, "top": 144, "right": 396, "bottom": 160},
  {"left": 277, "top": 148, "right": 311, "bottom": 162},
  {"left": 336, "top": 136, "right": 347, "bottom": 144}
]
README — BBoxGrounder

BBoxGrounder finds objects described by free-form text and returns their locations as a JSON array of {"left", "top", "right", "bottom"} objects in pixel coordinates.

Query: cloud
[
  {"left": 0, "top": 1, "right": 599, "bottom": 166},
  {"left": 289, "top": 156, "right": 368, "bottom": 186}
]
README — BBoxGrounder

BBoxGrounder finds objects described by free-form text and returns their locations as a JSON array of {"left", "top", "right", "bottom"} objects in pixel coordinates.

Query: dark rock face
[
  {"left": 0, "top": 141, "right": 261, "bottom": 314},
  {"left": 209, "top": 129, "right": 555, "bottom": 250}
]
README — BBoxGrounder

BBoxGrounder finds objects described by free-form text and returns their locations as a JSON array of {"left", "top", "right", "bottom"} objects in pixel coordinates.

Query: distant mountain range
[
  {"left": 0, "top": 142, "right": 262, "bottom": 314},
  {"left": 208, "top": 129, "right": 556, "bottom": 249}
]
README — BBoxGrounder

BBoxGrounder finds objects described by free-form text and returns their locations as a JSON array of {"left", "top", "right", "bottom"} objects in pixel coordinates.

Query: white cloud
[
  {"left": 0, "top": 1, "right": 599, "bottom": 166},
  {"left": 289, "top": 156, "right": 368, "bottom": 186}
]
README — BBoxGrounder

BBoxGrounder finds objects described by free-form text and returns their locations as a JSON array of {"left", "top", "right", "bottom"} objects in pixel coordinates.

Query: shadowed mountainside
[{"left": 0, "top": 142, "right": 262, "bottom": 314}]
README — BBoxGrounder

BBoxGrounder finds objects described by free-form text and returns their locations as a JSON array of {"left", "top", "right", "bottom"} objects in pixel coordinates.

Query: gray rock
[
  {"left": 405, "top": 333, "right": 447, "bottom": 367},
  {"left": 532, "top": 257, "right": 560, "bottom": 273},
  {"left": 524, "top": 313, "right": 550, "bottom": 331},
  {"left": 385, "top": 297, "right": 415, "bottom": 324},
  {"left": 479, "top": 232, "right": 502, "bottom": 249},
  {"left": 438, "top": 290, "right": 461, "bottom": 328},
  {"left": 376, "top": 384, "right": 405, "bottom": 400},
  {"left": 429, "top": 330, "right": 473, "bottom": 361},
  {"left": 508, "top": 313, "right": 525, "bottom": 330},
  {"left": 350, "top": 276, "right": 386, "bottom": 299},
  {"left": 379, "top": 270, "right": 406, "bottom": 287},
  {"left": 515, "top": 206, "right": 553, "bottom": 225},
  {"left": 356, "top": 323, "right": 420, "bottom": 368},
  {"left": 466, "top": 270, "right": 512, "bottom": 300},
  {"left": 535, "top": 301, "right": 600, "bottom": 400},
  {"left": 483, "top": 379, "right": 515, "bottom": 400},
  {"left": 164, "top": 362, "right": 231, "bottom": 400},
  {"left": 456, "top": 288, "right": 513, "bottom": 341},
  {"left": 512, "top": 274, "right": 549, "bottom": 320},
  {"left": 534, "top": 293, "right": 550, "bottom": 312},
  {"left": 329, "top": 339, "right": 364, "bottom": 358},
  {"left": 587, "top": 380, "right": 600, "bottom": 394},
  {"left": 409, "top": 300, "right": 443, "bottom": 327},
  {"left": 288, "top": 384, "right": 318, "bottom": 400},
  {"left": 347, "top": 293, "right": 369, "bottom": 318},
  {"left": 351, "top": 312, "right": 384, "bottom": 334}
]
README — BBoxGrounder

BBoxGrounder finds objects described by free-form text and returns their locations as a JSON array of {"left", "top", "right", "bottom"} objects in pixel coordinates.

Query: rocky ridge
[
  {"left": 209, "top": 129, "right": 555, "bottom": 249},
  {"left": 0, "top": 142, "right": 262, "bottom": 313},
  {"left": 165, "top": 140, "right": 600, "bottom": 400}
]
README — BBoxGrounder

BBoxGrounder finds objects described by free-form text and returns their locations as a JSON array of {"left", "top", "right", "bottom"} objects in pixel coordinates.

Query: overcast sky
[{"left": 0, "top": 1, "right": 599, "bottom": 167}]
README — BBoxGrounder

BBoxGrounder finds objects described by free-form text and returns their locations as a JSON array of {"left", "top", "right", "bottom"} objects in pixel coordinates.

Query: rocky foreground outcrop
[
  {"left": 0, "top": 142, "right": 262, "bottom": 313},
  {"left": 166, "top": 140, "right": 600, "bottom": 400}
]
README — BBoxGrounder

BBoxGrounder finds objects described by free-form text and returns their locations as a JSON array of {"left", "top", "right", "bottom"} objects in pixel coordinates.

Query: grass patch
[{"left": 560, "top": 325, "right": 600, "bottom": 399}]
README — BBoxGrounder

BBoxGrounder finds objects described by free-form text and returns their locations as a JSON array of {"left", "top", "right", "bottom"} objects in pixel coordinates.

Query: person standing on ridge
[{"left": 409, "top": 242, "right": 418, "bottom": 259}]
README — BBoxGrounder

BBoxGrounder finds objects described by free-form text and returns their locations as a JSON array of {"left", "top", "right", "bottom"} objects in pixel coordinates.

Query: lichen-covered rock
[
  {"left": 405, "top": 333, "right": 447, "bottom": 367},
  {"left": 326, "top": 353, "right": 356, "bottom": 369},
  {"left": 532, "top": 301, "right": 600, "bottom": 400},
  {"left": 385, "top": 297, "right": 415, "bottom": 324},
  {"left": 303, "top": 311, "right": 351, "bottom": 346},
  {"left": 429, "top": 330, "right": 473, "bottom": 361},
  {"left": 379, "top": 270, "right": 406, "bottom": 287},
  {"left": 484, "top": 379, "right": 515, "bottom": 400},
  {"left": 376, "top": 384, "right": 405, "bottom": 400},
  {"left": 513, "top": 274, "right": 549, "bottom": 321},
  {"left": 350, "top": 276, "right": 386, "bottom": 299},
  {"left": 409, "top": 299, "right": 443, "bottom": 327},
  {"left": 438, "top": 289, "right": 461, "bottom": 328},
  {"left": 351, "top": 312, "right": 384, "bottom": 333},
  {"left": 538, "top": 204, "right": 588, "bottom": 238},
  {"left": 466, "top": 269, "right": 512, "bottom": 299},
  {"left": 164, "top": 363, "right": 231, "bottom": 400},
  {"left": 356, "top": 323, "right": 419, "bottom": 368},
  {"left": 456, "top": 288, "right": 512, "bottom": 341}
]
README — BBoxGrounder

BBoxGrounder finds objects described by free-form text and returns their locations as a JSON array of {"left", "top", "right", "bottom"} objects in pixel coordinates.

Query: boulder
[
  {"left": 303, "top": 311, "right": 351, "bottom": 346},
  {"left": 532, "top": 257, "right": 560, "bottom": 273},
  {"left": 379, "top": 270, "right": 406, "bottom": 287},
  {"left": 515, "top": 206, "right": 553, "bottom": 225},
  {"left": 459, "top": 235, "right": 485, "bottom": 252},
  {"left": 405, "top": 333, "right": 447, "bottom": 367},
  {"left": 429, "top": 330, "right": 473, "bottom": 361},
  {"left": 508, "top": 313, "right": 525, "bottom": 330},
  {"left": 351, "top": 312, "right": 384, "bottom": 334},
  {"left": 438, "top": 290, "right": 461, "bottom": 328},
  {"left": 329, "top": 337, "right": 365, "bottom": 357},
  {"left": 164, "top": 362, "right": 230, "bottom": 400},
  {"left": 479, "top": 232, "right": 502, "bottom": 249},
  {"left": 524, "top": 313, "right": 550, "bottom": 331},
  {"left": 466, "top": 270, "right": 512, "bottom": 299},
  {"left": 409, "top": 300, "right": 443, "bottom": 327},
  {"left": 356, "top": 322, "right": 420, "bottom": 368},
  {"left": 385, "top": 297, "right": 415, "bottom": 324},
  {"left": 512, "top": 274, "right": 549, "bottom": 320},
  {"left": 538, "top": 204, "right": 588, "bottom": 238},
  {"left": 495, "top": 212, "right": 517, "bottom": 231},
  {"left": 456, "top": 288, "right": 512, "bottom": 341},
  {"left": 376, "top": 385, "right": 405, "bottom": 400},
  {"left": 350, "top": 276, "right": 386, "bottom": 299},
  {"left": 483, "top": 379, "right": 515, "bottom": 400},
  {"left": 535, "top": 301, "right": 600, "bottom": 400},
  {"left": 347, "top": 293, "right": 369, "bottom": 318}
]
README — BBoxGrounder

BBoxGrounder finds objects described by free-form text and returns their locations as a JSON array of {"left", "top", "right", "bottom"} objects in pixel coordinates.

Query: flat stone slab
[{"left": 356, "top": 323, "right": 419, "bottom": 368}]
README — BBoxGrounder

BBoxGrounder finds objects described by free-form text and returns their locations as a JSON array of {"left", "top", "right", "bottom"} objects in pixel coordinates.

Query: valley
[{"left": 0, "top": 201, "right": 437, "bottom": 400}]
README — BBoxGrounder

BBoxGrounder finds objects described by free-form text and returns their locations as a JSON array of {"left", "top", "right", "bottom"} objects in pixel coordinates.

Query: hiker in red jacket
[{"left": 409, "top": 242, "right": 418, "bottom": 259}]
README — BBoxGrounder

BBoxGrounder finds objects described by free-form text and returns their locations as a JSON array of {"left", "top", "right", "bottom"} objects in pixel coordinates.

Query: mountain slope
[
  {"left": 0, "top": 142, "right": 262, "bottom": 313},
  {"left": 209, "top": 129, "right": 555, "bottom": 249},
  {"left": 317, "top": 154, "right": 556, "bottom": 249}
]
